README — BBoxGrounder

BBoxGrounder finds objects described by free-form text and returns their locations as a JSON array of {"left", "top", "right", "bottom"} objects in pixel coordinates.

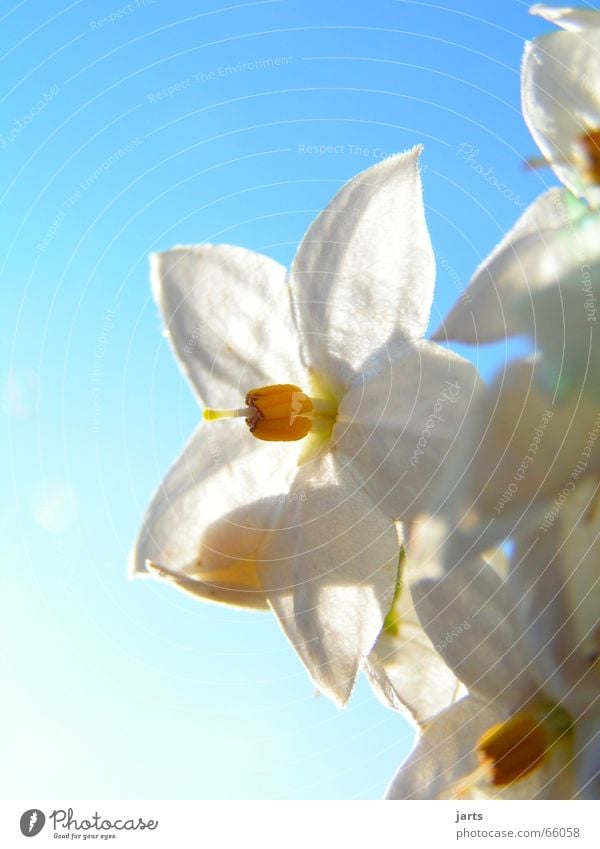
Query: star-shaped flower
[
  {"left": 130, "top": 148, "right": 479, "bottom": 708},
  {"left": 433, "top": 3, "right": 600, "bottom": 350},
  {"left": 386, "top": 503, "right": 599, "bottom": 799},
  {"left": 524, "top": 4, "right": 600, "bottom": 208}
]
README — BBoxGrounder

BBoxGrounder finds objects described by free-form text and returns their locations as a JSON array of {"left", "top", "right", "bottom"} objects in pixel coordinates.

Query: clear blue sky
[{"left": 1, "top": 0, "right": 577, "bottom": 799}]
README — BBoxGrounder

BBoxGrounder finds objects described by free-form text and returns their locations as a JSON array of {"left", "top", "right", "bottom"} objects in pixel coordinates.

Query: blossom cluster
[{"left": 130, "top": 3, "right": 599, "bottom": 800}]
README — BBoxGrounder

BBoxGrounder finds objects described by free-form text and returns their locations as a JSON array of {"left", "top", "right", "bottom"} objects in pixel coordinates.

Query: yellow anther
[
  {"left": 576, "top": 128, "right": 600, "bottom": 184},
  {"left": 245, "top": 384, "right": 313, "bottom": 442},
  {"left": 203, "top": 380, "right": 339, "bottom": 445},
  {"left": 476, "top": 712, "right": 549, "bottom": 786},
  {"left": 445, "top": 704, "right": 573, "bottom": 799}
]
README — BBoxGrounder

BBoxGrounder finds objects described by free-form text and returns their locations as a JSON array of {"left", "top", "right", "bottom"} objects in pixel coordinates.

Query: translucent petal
[
  {"left": 432, "top": 190, "right": 598, "bottom": 344},
  {"left": 334, "top": 340, "right": 481, "bottom": 520},
  {"left": 129, "top": 423, "right": 300, "bottom": 610},
  {"left": 429, "top": 358, "right": 600, "bottom": 545},
  {"left": 365, "top": 560, "right": 464, "bottom": 725},
  {"left": 408, "top": 515, "right": 536, "bottom": 707},
  {"left": 262, "top": 453, "right": 399, "bottom": 707},
  {"left": 531, "top": 4, "right": 600, "bottom": 31},
  {"left": 385, "top": 696, "right": 499, "bottom": 799},
  {"left": 151, "top": 245, "right": 305, "bottom": 408},
  {"left": 512, "top": 476, "right": 600, "bottom": 715},
  {"left": 290, "top": 147, "right": 435, "bottom": 388}
]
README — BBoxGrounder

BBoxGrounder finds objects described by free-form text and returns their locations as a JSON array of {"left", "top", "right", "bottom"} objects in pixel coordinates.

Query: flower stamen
[
  {"left": 203, "top": 383, "right": 338, "bottom": 443},
  {"left": 526, "top": 127, "right": 600, "bottom": 186},
  {"left": 444, "top": 705, "right": 573, "bottom": 798},
  {"left": 577, "top": 128, "right": 600, "bottom": 184},
  {"left": 476, "top": 712, "right": 549, "bottom": 787}
]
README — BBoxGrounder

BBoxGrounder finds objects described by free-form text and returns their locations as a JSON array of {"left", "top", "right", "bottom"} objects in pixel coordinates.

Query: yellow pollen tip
[{"left": 476, "top": 713, "right": 548, "bottom": 787}]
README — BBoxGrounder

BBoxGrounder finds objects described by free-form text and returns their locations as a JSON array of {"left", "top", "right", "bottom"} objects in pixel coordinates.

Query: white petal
[
  {"left": 522, "top": 29, "right": 600, "bottom": 204},
  {"left": 385, "top": 695, "right": 499, "bottom": 799},
  {"left": 531, "top": 4, "right": 600, "bottom": 31},
  {"left": 151, "top": 245, "right": 305, "bottom": 408},
  {"left": 129, "top": 422, "right": 300, "bottom": 610},
  {"left": 290, "top": 147, "right": 435, "bottom": 388},
  {"left": 511, "top": 476, "right": 600, "bottom": 714},
  {"left": 262, "top": 454, "right": 399, "bottom": 707},
  {"left": 523, "top": 255, "right": 600, "bottom": 395},
  {"left": 334, "top": 340, "right": 481, "bottom": 520},
  {"left": 432, "top": 190, "right": 598, "bottom": 344},
  {"left": 365, "top": 564, "right": 464, "bottom": 725},
  {"left": 432, "top": 357, "right": 600, "bottom": 544},
  {"left": 408, "top": 515, "right": 536, "bottom": 707}
]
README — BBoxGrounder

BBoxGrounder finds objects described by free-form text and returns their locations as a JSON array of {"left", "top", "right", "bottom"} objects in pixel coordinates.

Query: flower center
[
  {"left": 527, "top": 128, "right": 600, "bottom": 187},
  {"left": 576, "top": 129, "right": 600, "bottom": 185},
  {"left": 476, "top": 712, "right": 550, "bottom": 787},
  {"left": 203, "top": 383, "right": 338, "bottom": 443},
  {"left": 447, "top": 704, "right": 573, "bottom": 797},
  {"left": 477, "top": 704, "right": 573, "bottom": 789}
]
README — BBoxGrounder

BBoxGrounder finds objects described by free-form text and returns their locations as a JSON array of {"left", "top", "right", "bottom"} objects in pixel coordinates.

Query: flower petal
[
  {"left": 385, "top": 695, "right": 499, "bottom": 799},
  {"left": 531, "top": 4, "right": 600, "bottom": 31},
  {"left": 290, "top": 147, "right": 435, "bottom": 388},
  {"left": 408, "top": 514, "right": 536, "bottom": 707},
  {"left": 334, "top": 340, "right": 481, "bottom": 520},
  {"left": 428, "top": 357, "right": 600, "bottom": 547},
  {"left": 522, "top": 28, "right": 600, "bottom": 205},
  {"left": 262, "top": 454, "right": 399, "bottom": 707},
  {"left": 511, "top": 476, "right": 600, "bottom": 715},
  {"left": 432, "top": 190, "right": 598, "bottom": 344},
  {"left": 129, "top": 422, "right": 300, "bottom": 610},
  {"left": 151, "top": 245, "right": 305, "bottom": 408},
  {"left": 365, "top": 565, "right": 464, "bottom": 725},
  {"left": 520, "top": 255, "right": 600, "bottom": 397}
]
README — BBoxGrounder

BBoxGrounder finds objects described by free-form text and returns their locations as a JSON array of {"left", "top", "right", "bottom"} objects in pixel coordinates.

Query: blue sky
[{"left": 1, "top": 0, "right": 579, "bottom": 799}]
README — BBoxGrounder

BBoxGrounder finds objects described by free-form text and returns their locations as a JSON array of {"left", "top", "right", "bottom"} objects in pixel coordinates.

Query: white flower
[
  {"left": 432, "top": 188, "right": 600, "bottom": 345},
  {"left": 523, "top": 5, "right": 600, "bottom": 208},
  {"left": 386, "top": 509, "right": 599, "bottom": 799},
  {"left": 433, "top": 2, "right": 600, "bottom": 347},
  {"left": 130, "top": 148, "right": 480, "bottom": 708}
]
